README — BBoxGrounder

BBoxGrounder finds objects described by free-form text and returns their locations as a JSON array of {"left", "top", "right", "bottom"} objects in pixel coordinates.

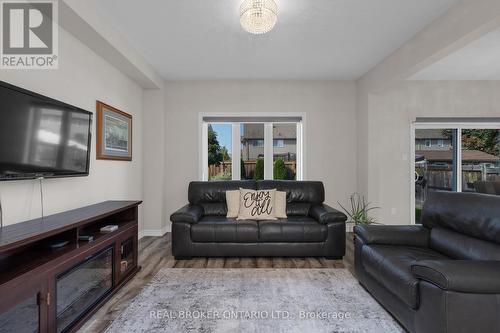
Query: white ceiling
[
  {"left": 97, "top": 0, "right": 459, "bottom": 80},
  {"left": 410, "top": 27, "right": 500, "bottom": 80}
]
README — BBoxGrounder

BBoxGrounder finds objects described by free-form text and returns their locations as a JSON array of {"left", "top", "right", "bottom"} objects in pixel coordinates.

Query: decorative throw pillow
[
  {"left": 275, "top": 191, "right": 287, "bottom": 218},
  {"left": 237, "top": 188, "right": 277, "bottom": 220},
  {"left": 226, "top": 190, "right": 240, "bottom": 218}
]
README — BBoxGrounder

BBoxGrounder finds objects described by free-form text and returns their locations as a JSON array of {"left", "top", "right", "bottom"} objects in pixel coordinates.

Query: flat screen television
[{"left": 0, "top": 81, "right": 92, "bottom": 181}]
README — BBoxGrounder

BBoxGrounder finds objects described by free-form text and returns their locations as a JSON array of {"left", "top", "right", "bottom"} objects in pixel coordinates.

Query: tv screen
[{"left": 0, "top": 81, "right": 92, "bottom": 181}]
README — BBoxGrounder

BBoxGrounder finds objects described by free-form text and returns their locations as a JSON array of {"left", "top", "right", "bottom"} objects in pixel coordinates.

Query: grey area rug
[{"left": 105, "top": 269, "right": 404, "bottom": 333}]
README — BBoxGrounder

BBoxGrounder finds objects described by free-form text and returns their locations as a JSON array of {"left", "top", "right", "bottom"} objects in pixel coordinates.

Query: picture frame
[{"left": 96, "top": 101, "right": 132, "bottom": 161}]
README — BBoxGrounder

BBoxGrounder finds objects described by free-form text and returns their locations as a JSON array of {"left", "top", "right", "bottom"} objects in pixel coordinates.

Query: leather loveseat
[
  {"left": 354, "top": 191, "right": 500, "bottom": 333},
  {"left": 170, "top": 180, "right": 347, "bottom": 259}
]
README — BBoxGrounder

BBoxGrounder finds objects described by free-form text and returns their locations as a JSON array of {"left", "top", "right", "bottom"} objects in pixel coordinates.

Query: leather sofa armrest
[
  {"left": 170, "top": 204, "right": 204, "bottom": 224},
  {"left": 412, "top": 260, "right": 500, "bottom": 293},
  {"left": 354, "top": 224, "right": 429, "bottom": 247},
  {"left": 309, "top": 204, "right": 347, "bottom": 225}
]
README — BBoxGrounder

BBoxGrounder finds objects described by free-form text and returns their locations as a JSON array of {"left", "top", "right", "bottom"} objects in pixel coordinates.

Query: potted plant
[{"left": 338, "top": 193, "right": 379, "bottom": 244}]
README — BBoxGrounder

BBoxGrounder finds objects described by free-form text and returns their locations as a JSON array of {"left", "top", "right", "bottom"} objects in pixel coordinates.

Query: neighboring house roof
[
  {"left": 416, "top": 150, "right": 499, "bottom": 162},
  {"left": 241, "top": 124, "right": 296, "bottom": 140},
  {"left": 415, "top": 129, "right": 449, "bottom": 140}
]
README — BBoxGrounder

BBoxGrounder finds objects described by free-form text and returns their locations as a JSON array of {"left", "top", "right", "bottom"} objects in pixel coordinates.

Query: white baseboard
[
  {"left": 139, "top": 224, "right": 171, "bottom": 239},
  {"left": 345, "top": 223, "right": 355, "bottom": 233}
]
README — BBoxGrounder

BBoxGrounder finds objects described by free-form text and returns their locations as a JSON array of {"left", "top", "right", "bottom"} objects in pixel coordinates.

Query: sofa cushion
[
  {"left": 421, "top": 191, "right": 500, "bottom": 244},
  {"left": 286, "top": 202, "right": 311, "bottom": 216},
  {"left": 362, "top": 245, "right": 448, "bottom": 309},
  {"left": 275, "top": 191, "right": 287, "bottom": 218},
  {"left": 191, "top": 216, "right": 259, "bottom": 243},
  {"left": 429, "top": 227, "right": 500, "bottom": 260},
  {"left": 256, "top": 180, "right": 324, "bottom": 205},
  {"left": 200, "top": 202, "right": 227, "bottom": 216},
  {"left": 187, "top": 180, "right": 325, "bottom": 217},
  {"left": 188, "top": 181, "right": 256, "bottom": 205},
  {"left": 237, "top": 188, "right": 277, "bottom": 220},
  {"left": 258, "top": 217, "right": 328, "bottom": 242},
  {"left": 225, "top": 190, "right": 240, "bottom": 218}
]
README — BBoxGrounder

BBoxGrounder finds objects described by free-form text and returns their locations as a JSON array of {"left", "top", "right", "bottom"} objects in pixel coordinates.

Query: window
[
  {"left": 425, "top": 139, "right": 431, "bottom": 147},
  {"left": 241, "top": 123, "right": 265, "bottom": 180},
  {"left": 252, "top": 140, "right": 264, "bottom": 147},
  {"left": 202, "top": 116, "right": 303, "bottom": 181},
  {"left": 273, "top": 124, "right": 296, "bottom": 180},
  {"left": 413, "top": 123, "right": 500, "bottom": 223},
  {"left": 207, "top": 123, "right": 232, "bottom": 180},
  {"left": 273, "top": 139, "right": 284, "bottom": 148}
]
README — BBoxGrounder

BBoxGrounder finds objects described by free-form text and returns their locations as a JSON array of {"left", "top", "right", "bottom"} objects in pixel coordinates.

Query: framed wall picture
[{"left": 96, "top": 101, "right": 132, "bottom": 161}]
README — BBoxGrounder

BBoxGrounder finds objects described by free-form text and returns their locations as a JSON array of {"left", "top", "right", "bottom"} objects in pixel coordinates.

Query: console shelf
[{"left": 0, "top": 200, "right": 142, "bottom": 333}]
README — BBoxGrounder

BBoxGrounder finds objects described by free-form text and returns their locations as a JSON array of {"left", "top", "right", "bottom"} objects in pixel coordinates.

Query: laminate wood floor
[{"left": 79, "top": 233, "right": 355, "bottom": 332}]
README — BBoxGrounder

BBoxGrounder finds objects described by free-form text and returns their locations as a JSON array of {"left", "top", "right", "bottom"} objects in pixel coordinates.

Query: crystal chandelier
[{"left": 240, "top": 0, "right": 278, "bottom": 35}]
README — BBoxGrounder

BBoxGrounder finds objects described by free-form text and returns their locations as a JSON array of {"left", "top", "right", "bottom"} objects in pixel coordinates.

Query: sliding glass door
[
  {"left": 413, "top": 123, "right": 500, "bottom": 223},
  {"left": 414, "top": 128, "right": 457, "bottom": 222}
]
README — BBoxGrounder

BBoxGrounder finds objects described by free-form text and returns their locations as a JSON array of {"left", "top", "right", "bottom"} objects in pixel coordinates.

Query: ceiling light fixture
[{"left": 240, "top": 0, "right": 278, "bottom": 35}]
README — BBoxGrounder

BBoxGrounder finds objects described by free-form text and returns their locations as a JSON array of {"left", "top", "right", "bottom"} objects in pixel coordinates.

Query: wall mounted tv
[{"left": 0, "top": 81, "right": 92, "bottom": 181}]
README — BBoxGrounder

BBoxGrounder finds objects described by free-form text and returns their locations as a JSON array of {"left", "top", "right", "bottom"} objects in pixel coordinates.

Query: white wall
[
  {"left": 367, "top": 80, "right": 500, "bottom": 225},
  {"left": 142, "top": 86, "right": 167, "bottom": 236},
  {"left": 0, "top": 28, "right": 144, "bottom": 227},
  {"left": 356, "top": 0, "right": 500, "bottom": 221},
  {"left": 163, "top": 81, "right": 358, "bottom": 230}
]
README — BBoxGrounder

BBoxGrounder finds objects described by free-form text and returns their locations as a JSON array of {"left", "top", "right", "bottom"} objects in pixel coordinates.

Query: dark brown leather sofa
[
  {"left": 355, "top": 191, "right": 500, "bottom": 333},
  {"left": 170, "top": 180, "right": 347, "bottom": 259}
]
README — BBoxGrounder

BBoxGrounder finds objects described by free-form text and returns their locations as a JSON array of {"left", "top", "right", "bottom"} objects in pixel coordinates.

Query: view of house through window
[
  {"left": 414, "top": 126, "right": 500, "bottom": 222},
  {"left": 273, "top": 123, "right": 297, "bottom": 180},
  {"left": 461, "top": 129, "right": 500, "bottom": 192},
  {"left": 204, "top": 118, "right": 302, "bottom": 181},
  {"left": 240, "top": 123, "right": 265, "bottom": 180}
]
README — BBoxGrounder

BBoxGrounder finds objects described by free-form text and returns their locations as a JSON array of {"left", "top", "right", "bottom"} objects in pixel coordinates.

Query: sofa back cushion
[
  {"left": 257, "top": 181, "right": 325, "bottom": 216},
  {"left": 421, "top": 191, "right": 500, "bottom": 244},
  {"left": 422, "top": 191, "right": 500, "bottom": 260},
  {"left": 188, "top": 180, "right": 325, "bottom": 217},
  {"left": 429, "top": 227, "right": 500, "bottom": 260},
  {"left": 256, "top": 181, "right": 324, "bottom": 203},
  {"left": 286, "top": 203, "right": 312, "bottom": 216},
  {"left": 237, "top": 188, "right": 277, "bottom": 220},
  {"left": 188, "top": 181, "right": 256, "bottom": 216}
]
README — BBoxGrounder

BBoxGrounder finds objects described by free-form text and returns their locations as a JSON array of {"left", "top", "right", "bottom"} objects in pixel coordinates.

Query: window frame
[
  {"left": 200, "top": 114, "right": 305, "bottom": 181},
  {"left": 410, "top": 121, "right": 500, "bottom": 224}
]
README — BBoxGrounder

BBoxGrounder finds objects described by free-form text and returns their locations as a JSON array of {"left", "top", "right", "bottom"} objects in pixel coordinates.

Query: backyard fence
[
  {"left": 208, "top": 162, "right": 232, "bottom": 178},
  {"left": 209, "top": 161, "right": 297, "bottom": 179},
  {"left": 422, "top": 166, "right": 500, "bottom": 191},
  {"left": 415, "top": 166, "right": 500, "bottom": 207}
]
